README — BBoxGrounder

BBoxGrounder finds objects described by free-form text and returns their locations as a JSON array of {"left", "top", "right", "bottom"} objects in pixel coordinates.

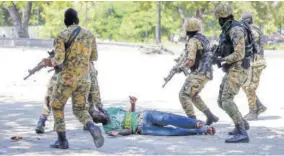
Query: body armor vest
[
  {"left": 219, "top": 20, "right": 252, "bottom": 69},
  {"left": 189, "top": 33, "right": 213, "bottom": 79},
  {"left": 252, "top": 25, "right": 264, "bottom": 56}
]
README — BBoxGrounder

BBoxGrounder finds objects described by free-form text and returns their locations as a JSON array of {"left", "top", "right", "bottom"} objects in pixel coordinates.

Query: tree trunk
[
  {"left": 5, "top": 2, "right": 32, "bottom": 38},
  {"left": 195, "top": 8, "right": 203, "bottom": 21},
  {"left": 176, "top": 7, "right": 185, "bottom": 25},
  {"left": 155, "top": 1, "right": 161, "bottom": 44}
]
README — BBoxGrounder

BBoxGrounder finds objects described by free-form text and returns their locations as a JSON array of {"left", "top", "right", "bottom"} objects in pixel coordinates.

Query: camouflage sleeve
[
  {"left": 224, "top": 26, "right": 245, "bottom": 64},
  {"left": 51, "top": 32, "right": 66, "bottom": 66},
  {"left": 90, "top": 34, "right": 98, "bottom": 61},
  {"left": 186, "top": 38, "right": 198, "bottom": 64}
]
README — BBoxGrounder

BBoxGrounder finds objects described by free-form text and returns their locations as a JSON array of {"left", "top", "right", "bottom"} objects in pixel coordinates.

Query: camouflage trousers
[
  {"left": 179, "top": 72, "right": 209, "bottom": 117},
  {"left": 87, "top": 63, "right": 102, "bottom": 113},
  {"left": 40, "top": 65, "right": 102, "bottom": 118},
  {"left": 242, "top": 56, "right": 266, "bottom": 112},
  {"left": 218, "top": 67, "right": 249, "bottom": 125},
  {"left": 41, "top": 73, "right": 58, "bottom": 117},
  {"left": 50, "top": 72, "right": 92, "bottom": 132}
]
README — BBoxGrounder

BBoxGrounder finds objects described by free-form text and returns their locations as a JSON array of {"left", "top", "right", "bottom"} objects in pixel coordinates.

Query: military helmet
[
  {"left": 183, "top": 17, "right": 202, "bottom": 32},
  {"left": 214, "top": 4, "right": 233, "bottom": 18}
]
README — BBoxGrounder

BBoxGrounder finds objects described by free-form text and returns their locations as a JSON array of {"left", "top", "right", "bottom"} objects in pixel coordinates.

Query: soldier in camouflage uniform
[
  {"left": 42, "top": 8, "right": 104, "bottom": 149},
  {"left": 178, "top": 18, "right": 219, "bottom": 125},
  {"left": 35, "top": 63, "right": 103, "bottom": 133},
  {"left": 215, "top": 4, "right": 251, "bottom": 143},
  {"left": 241, "top": 12, "right": 267, "bottom": 121}
]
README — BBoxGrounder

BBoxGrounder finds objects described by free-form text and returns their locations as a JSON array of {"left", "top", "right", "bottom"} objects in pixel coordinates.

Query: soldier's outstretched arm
[
  {"left": 182, "top": 39, "right": 198, "bottom": 68},
  {"left": 223, "top": 26, "right": 245, "bottom": 64},
  {"left": 50, "top": 32, "right": 66, "bottom": 66}
]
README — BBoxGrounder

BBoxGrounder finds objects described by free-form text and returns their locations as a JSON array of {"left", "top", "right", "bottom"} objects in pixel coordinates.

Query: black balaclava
[
  {"left": 186, "top": 31, "right": 198, "bottom": 38},
  {"left": 64, "top": 8, "right": 79, "bottom": 27},
  {"left": 218, "top": 15, "right": 234, "bottom": 29}
]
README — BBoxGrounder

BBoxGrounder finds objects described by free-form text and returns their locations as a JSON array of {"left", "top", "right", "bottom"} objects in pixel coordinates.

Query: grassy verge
[{"left": 264, "top": 43, "right": 284, "bottom": 50}]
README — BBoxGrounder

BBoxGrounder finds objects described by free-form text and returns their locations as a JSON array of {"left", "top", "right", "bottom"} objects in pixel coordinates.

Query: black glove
[{"left": 221, "top": 63, "right": 229, "bottom": 73}]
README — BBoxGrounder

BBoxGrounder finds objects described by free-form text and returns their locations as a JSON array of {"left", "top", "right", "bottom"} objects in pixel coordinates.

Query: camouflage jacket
[{"left": 51, "top": 24, "right": 98, "bottom": 84}]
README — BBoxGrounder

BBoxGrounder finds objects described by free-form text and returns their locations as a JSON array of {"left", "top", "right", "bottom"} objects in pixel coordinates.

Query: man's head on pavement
[{"left": 92, "top": 109, "right": 110, "bottom": 125}]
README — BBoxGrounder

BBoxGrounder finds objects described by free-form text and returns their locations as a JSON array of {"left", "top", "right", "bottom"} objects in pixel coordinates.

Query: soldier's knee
[{"left": 51, "top": 100, "right": 63, "bottom": 111}]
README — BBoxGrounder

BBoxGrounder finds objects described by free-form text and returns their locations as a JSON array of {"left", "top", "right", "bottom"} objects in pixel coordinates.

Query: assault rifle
[
  {"left": 162, "top": 49, "right": 189, "bottom": 88},
  {"left": 23, "top": 50, "right": 55, "bottom": 80}
]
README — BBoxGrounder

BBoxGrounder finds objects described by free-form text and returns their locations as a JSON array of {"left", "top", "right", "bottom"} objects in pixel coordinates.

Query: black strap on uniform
[{"left": 64, "top": 26, "right": 81, "bottom": 63}]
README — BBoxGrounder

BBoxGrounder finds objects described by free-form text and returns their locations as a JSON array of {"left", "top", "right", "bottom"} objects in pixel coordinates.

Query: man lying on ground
[{"left": 93, "top": 96, "right": 215, "bottom": 136}]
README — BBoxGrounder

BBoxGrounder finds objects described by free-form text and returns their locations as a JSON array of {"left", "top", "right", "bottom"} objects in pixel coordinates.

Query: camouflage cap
[
  {"left": 241, "top": 12, "right": 253, "bottom": 21},
  {"left": 183, "top": 17, "right": 202, "bottom": 32},
  {"left": 214, "top": 4, "right": 233, "bottom": 18}
]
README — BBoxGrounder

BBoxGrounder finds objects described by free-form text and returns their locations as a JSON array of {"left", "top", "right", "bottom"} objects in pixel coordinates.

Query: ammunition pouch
[{"left": 242, "top": 57, "right": 251, "bottom": 69}]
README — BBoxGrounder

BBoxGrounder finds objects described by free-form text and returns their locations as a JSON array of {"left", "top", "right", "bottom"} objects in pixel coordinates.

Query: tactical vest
[
  {"left": 252, "top": 25, "right": 264, "bottom": 56},
  {"left": 219, "top": 20, "right": 252, "bottom": 69},
  {"left": 189, "top": 33, "right": 213, "bottom": 79}
]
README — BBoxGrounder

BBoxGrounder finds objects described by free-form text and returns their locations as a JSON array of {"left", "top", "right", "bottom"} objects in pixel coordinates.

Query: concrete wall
[
  {"left": 0, "top": 38, "right": 148, "bottom": 48},
  {"left": 0, "top": 26, "right": 42, "bottom": 39}
]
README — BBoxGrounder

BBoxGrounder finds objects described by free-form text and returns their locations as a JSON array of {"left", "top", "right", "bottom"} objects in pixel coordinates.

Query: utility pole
[{"left": 155, "top": 1, "right": 161, "bottom": 44}]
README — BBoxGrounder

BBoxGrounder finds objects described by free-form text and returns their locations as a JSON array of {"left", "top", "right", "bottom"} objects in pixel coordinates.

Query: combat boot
[
  {"left": 35, "top": 115, "right": 47, "bottom": 134},
  {"left": 256, "top": 97, "right": 267, "bottom": 116},
  {"left": 203, "top": 109, "right": 219, "bottom": 125},
  {"left": 228, "top": 119, "right": 250, "bottom": 135},
  {"left": 225, "top": 123, "right": 249, "bottom": 143},
  {"left": 50, "top": 132, "right": 69, "bottom": 149},
  {"left": 244, "top": 110, "right": 257, "bottom": 121},
  {"left": 86, "top": 121, "right": 104, "bottom": 148}
]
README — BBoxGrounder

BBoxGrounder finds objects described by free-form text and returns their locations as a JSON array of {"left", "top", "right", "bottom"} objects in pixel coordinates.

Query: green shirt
[{"left": 103, "top": 107, "right": 139, "bottom": 134}]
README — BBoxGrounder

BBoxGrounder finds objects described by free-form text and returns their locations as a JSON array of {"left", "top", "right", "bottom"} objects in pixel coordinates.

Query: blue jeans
[{"left": 139, "top": 110, "right": 206, "bottom": 136}]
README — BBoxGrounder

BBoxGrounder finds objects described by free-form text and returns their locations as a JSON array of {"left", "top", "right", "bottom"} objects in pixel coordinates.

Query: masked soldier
[
  {"left": 35, "top": 63, "right": 104, "bottom": 133},
  {"left": 42, "top": 8, "right": 104, "bottom": 149},
  {"left": 241, "top": 12, "right": 267, "bottom": 121},
  {"left": 178, "top": 17, "right": 219, "bottom": 125},
  {"left": 214, "top": 4, "right": 252, "bottom": 143}
]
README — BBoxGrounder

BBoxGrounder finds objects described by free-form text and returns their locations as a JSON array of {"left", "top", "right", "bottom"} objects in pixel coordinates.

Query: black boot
[
  {"left": 86, "top": 121, "right": 104, "bottom": 148},
  {"left": 225, "top": 123, "right": 249, "bottom": 143},
  {"left": 204, "top": 109, "right": 219, "bottom": 125},
  {"left": 35, "top": 115, "right": 47, "bottom": 134},
  {"left": 50, "top": 132, "right": 69, "bottom": 149},
  {"left": 256, "top": 97, "right": 267, "bottom": 116},
  {"left": 228, "top": 119, "right": 250, "bottom": 135}
]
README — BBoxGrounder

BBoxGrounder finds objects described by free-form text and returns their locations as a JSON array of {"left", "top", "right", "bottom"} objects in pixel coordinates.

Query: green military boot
[
  {"left": 204, "top": 109, "right": 219, "bottom": 125},
  {"left": 225, "top": 123, "right": 249, "bottom": 143},
  {"left": 35, "top": 115, "right": 47, "bottom": 134},
  {"left": 244, "top": 110, "right": 257, "bottom": 121},
  {"left": 256, "top": 97, "right": 267, "bottom": 116},
  {"left": 86, "top": 121, "right": 104, "bottom": 148},
  {"left": 50, "top": 131, "right": 69, "bottom": 149},
  {"left": 228, "top": 119, "right": 249, "bottom": 135}
]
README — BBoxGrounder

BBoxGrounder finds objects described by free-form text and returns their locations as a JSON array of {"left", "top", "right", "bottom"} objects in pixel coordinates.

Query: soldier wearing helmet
[
  {"left": 178, "top": 17, "right": 219, "bottom": 126},
  {"left": 214, "top": 4, "right": 251, "bottom": 143},
  {"left": 240, "top": 12, "right": 267, "bottom": 121}
]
